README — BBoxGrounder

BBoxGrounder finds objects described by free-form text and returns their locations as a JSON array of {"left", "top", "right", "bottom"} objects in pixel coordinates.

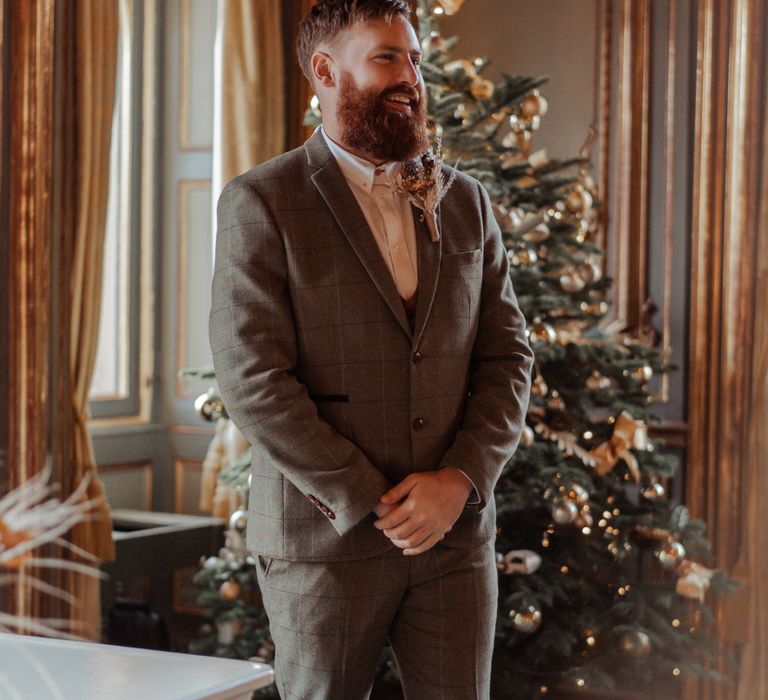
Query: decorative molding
[
  {"left": 167, "top": 424, "right": 216, "bottom": 436},
  {"left": 99, "top": 460, "right": 154, "bottom": 511},
  {"left": 174, "top": 458, "right": 204, "bottom": 514},
  {"left": 606, "top": 0, "right": 651, "bottom": 334},
  {"left": 177, "top": 0, "right": 212, "bottom": 151},
  {"left": 175, "top": 179, "right": 212, "bottom": 398}
]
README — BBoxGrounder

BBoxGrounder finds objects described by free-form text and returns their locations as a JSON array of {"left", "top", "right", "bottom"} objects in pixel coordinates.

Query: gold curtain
[
  {"left": 65, "top": 0, "right": 120, "bottom": 641},
  {"left": 213, "top": 0, "right": 286, "bottom": 202}
]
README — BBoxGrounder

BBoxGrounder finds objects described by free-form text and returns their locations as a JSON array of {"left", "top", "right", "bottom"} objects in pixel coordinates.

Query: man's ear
[{"left": 311, "top": 51, "right": 336, "bottom": 88}]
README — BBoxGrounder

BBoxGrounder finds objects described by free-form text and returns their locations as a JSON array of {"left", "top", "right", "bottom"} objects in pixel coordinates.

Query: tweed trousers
[{"left": 255, "top": 540, "right": 498, "bottom": 700}]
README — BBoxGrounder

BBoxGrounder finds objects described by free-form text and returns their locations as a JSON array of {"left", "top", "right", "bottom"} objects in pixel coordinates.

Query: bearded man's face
[
  {"left": 336, "top": 70, "right": 429, "bottom": 163},
  {"left": 329, "top": 15, "right": 429, "bottom": 163}
]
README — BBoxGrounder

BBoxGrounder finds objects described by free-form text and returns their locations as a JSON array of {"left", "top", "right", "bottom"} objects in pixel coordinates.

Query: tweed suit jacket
[{"left": 209, "top": 130, "right": 534, "bottom": 561}]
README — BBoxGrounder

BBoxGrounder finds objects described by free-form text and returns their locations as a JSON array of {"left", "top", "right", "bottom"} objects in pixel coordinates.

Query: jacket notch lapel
[
  {"left": 306, "top": 133, "right": 412, "bottom": 339},
  {"left": 412, "top": 205, "right": 442, "bottom": 346}
]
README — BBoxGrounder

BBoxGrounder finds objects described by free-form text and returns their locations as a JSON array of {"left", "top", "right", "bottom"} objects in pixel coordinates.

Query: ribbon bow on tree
[{"left": 587, "top": 410, "right": 649, "bottom": 482}]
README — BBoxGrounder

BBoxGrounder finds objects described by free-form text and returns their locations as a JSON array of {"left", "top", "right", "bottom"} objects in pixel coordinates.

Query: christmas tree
[{"left": 190, "top": 1, "right": 736, "bottom": 697}]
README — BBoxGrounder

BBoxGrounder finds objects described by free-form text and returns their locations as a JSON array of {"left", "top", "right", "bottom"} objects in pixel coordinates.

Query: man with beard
[{"left": 209, "top": 1, "right": 533, "bottom": 698}]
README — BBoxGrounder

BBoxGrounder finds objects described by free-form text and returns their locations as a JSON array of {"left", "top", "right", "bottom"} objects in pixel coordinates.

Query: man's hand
[{"left": 372, "top": 468, "right": 473, "bottom": 555}]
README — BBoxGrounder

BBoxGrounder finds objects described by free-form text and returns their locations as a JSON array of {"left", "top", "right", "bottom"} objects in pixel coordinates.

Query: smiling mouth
[{"left": 383, "top": 93, "right": 417, "bottom": 111}]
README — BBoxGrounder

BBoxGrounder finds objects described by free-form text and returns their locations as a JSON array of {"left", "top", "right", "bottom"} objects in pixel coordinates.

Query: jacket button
[
  {"left": 412, "top": 350, "right": 423, "bottom": 363},
  {"left": 412, "top": 417, "right": 425, "bottom": 430}
]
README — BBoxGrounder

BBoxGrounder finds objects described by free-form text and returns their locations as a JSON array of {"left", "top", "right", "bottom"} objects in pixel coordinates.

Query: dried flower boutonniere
[{"left": 394, "top": 140, "right": 458, "bottom": 242}]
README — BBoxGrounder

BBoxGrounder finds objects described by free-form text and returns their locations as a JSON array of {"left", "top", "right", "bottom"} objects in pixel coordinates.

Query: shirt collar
[{"left": 317, "top": 125, "right": 401, "bottom": 194}]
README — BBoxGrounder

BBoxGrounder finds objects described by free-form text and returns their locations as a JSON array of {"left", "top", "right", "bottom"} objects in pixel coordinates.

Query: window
[{"left": 89, "top": 0, "right": 143, "bottom": 419}]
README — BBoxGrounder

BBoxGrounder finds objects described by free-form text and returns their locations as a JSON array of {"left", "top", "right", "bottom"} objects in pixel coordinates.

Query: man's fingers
[
  {"left": 390, "top": 526, "right": 431, "bottom": 550},
  {"left": 373, "top": 502, "right": 412, "bottom": 530},
  {"left": 403, "top": 531, "right": 443, "bottom": 556},
  {"left": 380, "top": 475, "right": 416, "bottom": 504},
  {"left": 384, "top": 518, "right": 424, "bottom": 544}
]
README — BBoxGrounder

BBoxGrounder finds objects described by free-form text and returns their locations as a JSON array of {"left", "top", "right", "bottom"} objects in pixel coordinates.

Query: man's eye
[{"left": 376, "top": 54, "right": 394, "bottom": 62}]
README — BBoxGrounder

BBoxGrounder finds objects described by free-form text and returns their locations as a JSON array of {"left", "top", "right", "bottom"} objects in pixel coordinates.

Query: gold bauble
[
  {"left": 655, "top": 541, "right": 686, "bottom": 569},
  {"left": 219, "top": 579, "right": 241, "bottom": 601},
  {"left": 470, "top": 77, "right": 495, "bottom": 100},
  {"left": 520, "top": 425, "right": 535, "bottom": 447},
  {"left": 575, "top": 510, "right": 593, "bottom": 528},
  {"left": 560, "top": 272, "right": 586, "bottom": 293},
  {"left": 576, "top": 261, "right": 603, "bottom": 284},
  {"left": 619, "top": 630, "right": 651, "bottom": 657},
  {"left": 511, "top": 605, "right": 542, "bottom": 633},
  {"left": 566, "top": 187, "right": 594, "bottom": 214},
  {"left": 528, "top": 320, "right": 557, "bottom": 344},
  {"left": 521, "top": 92, "right": 549, "bottom": 118}
]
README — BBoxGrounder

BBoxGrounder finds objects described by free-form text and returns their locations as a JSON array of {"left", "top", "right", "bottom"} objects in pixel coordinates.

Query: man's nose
[{"left": 399, "top": 57, "right": 420, "bottom": 86}]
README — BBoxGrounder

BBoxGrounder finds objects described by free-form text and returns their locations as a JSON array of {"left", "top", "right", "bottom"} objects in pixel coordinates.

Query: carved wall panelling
[{"left": 99, "top": 460, "right": 154, "bottom": 510}]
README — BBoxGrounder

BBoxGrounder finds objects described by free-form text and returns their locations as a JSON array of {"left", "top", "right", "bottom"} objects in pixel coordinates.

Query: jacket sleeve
[
  {"left": 441, "top": 181, "right": 535, "bottom": 511},
  {"left": 209, "top": 180, "right": 392, "bottom": 537}
]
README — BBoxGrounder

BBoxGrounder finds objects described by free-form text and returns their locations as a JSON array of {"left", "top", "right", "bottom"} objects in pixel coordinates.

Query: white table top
[{"left": 0, "top": 632, "right": 274, "bottom": 700}]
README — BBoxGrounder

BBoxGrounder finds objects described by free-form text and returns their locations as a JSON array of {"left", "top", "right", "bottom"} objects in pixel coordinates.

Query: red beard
[{"left": 336, "top": 71, "right": 429, "bottom": 163}]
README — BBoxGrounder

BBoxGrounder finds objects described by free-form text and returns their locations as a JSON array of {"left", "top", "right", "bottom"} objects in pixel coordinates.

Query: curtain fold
[
  {"left": 66, "top": 0, "right": 120, "bottom": 642},
  {"left": 212, "top": 0, "right": 286, "bottom": 206}
]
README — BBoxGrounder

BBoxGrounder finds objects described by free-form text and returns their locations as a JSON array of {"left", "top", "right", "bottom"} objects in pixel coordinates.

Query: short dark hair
[{"left": 297, "top": 0, "right": 412, "bottom": 82}]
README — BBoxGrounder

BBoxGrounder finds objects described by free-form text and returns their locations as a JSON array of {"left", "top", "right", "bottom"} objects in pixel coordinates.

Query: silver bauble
[
  {"left": 560, "top": 272, "right": 586, "bottom": 293},
  {"left": 552, "top": 499, "right": 578, "bottom": 525},
  {"left": 655, "top": 541, "right": 686, "bottom": 569},
  {"left": 229, "top": 508, "right": 248, "bottom": 533}
]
